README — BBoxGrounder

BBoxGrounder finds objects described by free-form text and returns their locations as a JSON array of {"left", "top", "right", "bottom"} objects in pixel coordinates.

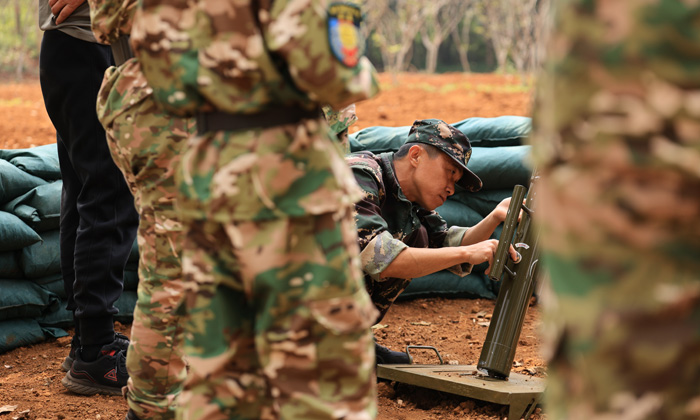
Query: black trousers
[{"left": 39, "top": 29, "right": 138, "bottom": 347}]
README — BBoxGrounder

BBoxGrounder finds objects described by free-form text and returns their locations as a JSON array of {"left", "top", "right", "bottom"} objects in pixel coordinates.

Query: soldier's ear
[{"left": 408, "top": 145, "right": 422, "bottom": 167}]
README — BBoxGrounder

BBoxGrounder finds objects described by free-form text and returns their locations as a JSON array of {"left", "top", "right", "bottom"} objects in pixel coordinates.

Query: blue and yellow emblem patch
[{"left": 328, "top": 3, "right": 362, "bottom": 67}]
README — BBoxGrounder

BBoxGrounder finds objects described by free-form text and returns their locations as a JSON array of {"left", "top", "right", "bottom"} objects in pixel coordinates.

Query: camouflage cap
[
  {"left": 323, "top": 104, "right": 358, "bottom": 135},
  {"left": 406, "top": 119, "right": 482, "bottom": 192}
]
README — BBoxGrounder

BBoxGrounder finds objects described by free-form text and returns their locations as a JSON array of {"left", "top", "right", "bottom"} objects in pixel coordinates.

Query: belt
[
  {"left": 196, "top": 106, "right": 323, "bottom": 135},
  {"left": 111, "top": 35, "right": 134, "bottom": 67}
]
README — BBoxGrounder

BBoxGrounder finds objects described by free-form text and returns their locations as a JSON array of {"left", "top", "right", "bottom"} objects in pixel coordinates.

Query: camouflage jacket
[
  {"left": 347, "top": 151, "right": 472, "bottom": 279},
  {"left": 130, "top": 0, "right": 379, "bottom": 117},
  {"left": 87, "top": 0, "right": 136, "bottom": 44}
]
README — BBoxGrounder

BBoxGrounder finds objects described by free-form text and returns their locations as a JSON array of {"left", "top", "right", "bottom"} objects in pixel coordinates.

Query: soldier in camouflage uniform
[
  {"left": 323, "top": 104, "right": 358, "bottom": 154},
  {"left": 530, "top": 1, "right": 700, "bottom": 419},
  {"left": 78, "top": 1, "right": 194, "bottom": 418},
  {"left": 347, "top": 119, "right": 520, "bottom": 364},
  {"left": 130, "top": 1, "right": 380, "bottom": 419}
]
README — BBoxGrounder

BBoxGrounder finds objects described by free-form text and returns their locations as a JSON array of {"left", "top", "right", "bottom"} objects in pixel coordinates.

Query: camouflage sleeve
[
  {"left": 444, "top": 226, "right": 472, "bottom": 277},
  {"left": 87, "top": 0, "right": 137, "bottom": 44},
  {"left": 263, "top": 1, "right": 379, "bottom": 109},
  {"left": 352, "top": 167, "right": 408, "bottom": 281}
]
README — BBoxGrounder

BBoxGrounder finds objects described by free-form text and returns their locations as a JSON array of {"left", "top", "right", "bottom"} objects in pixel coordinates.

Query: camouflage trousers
[
  {"left": 97, "top": 59, "right": 194, "bottom": 420},
  {"left": 177, "top": 207, "right": 378, "bottom": 420}
]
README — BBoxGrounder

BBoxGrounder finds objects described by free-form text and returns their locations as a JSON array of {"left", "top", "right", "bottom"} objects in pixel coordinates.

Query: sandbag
[
  {"left": 0, "top": 144, "right": 61, "bottom": 181},
  {"left": 0, "top": 211, "right": 42, "bottom": 252},
  {"left": 21, "top": 230, "right": 60, "bottom": 279},
  {"left": 349, "top": 115, "right": 532, "bottom": 153},
  {"left": 2, "top": 181, "right": 62, "bottom": 232},
  {"left": 0, "top": 279, "right": 60, "bottom": 321},
  {"left": 0, "top": 252, "right": 22, "bottom": 279},
  {"left": 37, "top": 299, "right": 73, "bottom": 329},
  {"left": 0, "top": 159, "right": 48, "bottom": 204},
  {"left": 36, "top": 275, "right": 66, "bottom": 300},
  {"left": 114, "top": 290, "right": 137, "bottom": 323},
  {"left": 0, "top": 318, "right": 47, "bottom": 354},
  {"left": 123, "top": 269, "right": 139, "bottom": 291},
  {"left": 467, "top": 146, "right": 532, "bottom": 190},
  {"left": 400, "top": 271, "right": 500, "bottom": 301}
]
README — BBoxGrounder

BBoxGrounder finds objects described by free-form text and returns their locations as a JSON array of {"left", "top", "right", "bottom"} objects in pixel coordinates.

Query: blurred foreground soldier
[
  {"left": 131, "top": 1, "right": 380, "bottom": 419},
  {"left": 38, "top": 0, "right": 138, "bottom": 395},
  {"left": 84, "top": 1, "right": 195, "bottom": 419},
  {"left": 530, "top": 1, "right": 700, "bottom": 419},
  {"left": 347, "top": 119, "right": 520, "bottom": 364},
  {"left": 323, "top": 104, "right": 358, "bottom": 154}
]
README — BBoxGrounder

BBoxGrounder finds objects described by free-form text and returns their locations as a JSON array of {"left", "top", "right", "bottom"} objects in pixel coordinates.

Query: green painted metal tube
[{"left": 478, "top": 177, "right": 540, "bottom": 380}]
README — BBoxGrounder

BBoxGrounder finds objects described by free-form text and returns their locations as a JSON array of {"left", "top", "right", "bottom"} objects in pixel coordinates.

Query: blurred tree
[
  {"left": 0, "top": 0, "right": 40, "bottom": 79},
  {"left": 419, "top": 0, "right": 469, "bottom": 73}
]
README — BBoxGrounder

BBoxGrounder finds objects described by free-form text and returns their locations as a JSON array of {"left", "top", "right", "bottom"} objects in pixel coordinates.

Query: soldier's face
[{"left": 413, "top": 150, "right": 463, "bottom": 210}]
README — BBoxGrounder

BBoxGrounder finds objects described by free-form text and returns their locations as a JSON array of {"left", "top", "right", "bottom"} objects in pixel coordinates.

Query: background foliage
[{"left": 0, "top": 0, "right": 550, "bottom": 81}]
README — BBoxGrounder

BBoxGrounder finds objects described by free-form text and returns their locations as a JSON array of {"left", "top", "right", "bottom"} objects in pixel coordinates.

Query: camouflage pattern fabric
[
  {"left": 323, "top": 104, "right": 358, "bottom": 154},
  {"left": 131, "top": 0, "right": 378, "bottom": 117},
  {"left": 130, "top": 0, "right": 380, "bottom": 418},
  {"left": 530, "top": 1, "right": 700, "bottom": 419},
  {"left": 96, "top": 58, "right": 194, "bottom": 419},
  {"left": 405, "top": 119, "right": 482, "bottom": 192},
  {"left": 346, "top": 151, "right": 470, "bottom": 322},
  {"left": 88, "top": 0, "right": 136, "bottom": 44},
  {"left": 179, "top": 208, "right": 378, "bottom": 420}
]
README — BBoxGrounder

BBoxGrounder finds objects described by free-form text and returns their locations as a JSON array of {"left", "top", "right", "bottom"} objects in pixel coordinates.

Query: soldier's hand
[
  {"left": 466, "top": 239, "right": 499, "bottom": 274},
  {"left": 49, "top": 0, "right": 86, "bottom": 24}
]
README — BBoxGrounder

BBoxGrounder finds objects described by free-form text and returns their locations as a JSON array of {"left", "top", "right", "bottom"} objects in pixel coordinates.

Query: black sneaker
[
  {"left": 61, "top": 335, "right": 80, "bottom": 372},
  {"left": 61, "top": 332, "right": 129, "bottom": 372},
  {"left": 375, "top": 342, "right": 410, "bottom": 364},
  {"left": 62, "top": 339, "right": 129, "bottom": 395}
]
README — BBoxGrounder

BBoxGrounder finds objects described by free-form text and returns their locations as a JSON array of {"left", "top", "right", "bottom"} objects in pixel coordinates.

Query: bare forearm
[
  {"left": 460, "top": 213, "right": 501, "bottom": 246},
  {"left": 380, "top": 247, "right": 469, "bottom": 279}
]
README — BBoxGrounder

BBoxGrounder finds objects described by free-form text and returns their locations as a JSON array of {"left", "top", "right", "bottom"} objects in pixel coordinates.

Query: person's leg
[
  {"left": 97, "top": 65, "right": 193, "bottom": 419},
  {"left": 178, "top": 209, "right": 377, "bottom": 420},
  {"left": 39, "top": 29, "right": 138, "bottom": 394}
]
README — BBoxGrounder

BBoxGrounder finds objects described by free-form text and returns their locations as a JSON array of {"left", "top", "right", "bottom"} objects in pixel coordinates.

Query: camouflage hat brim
[{"left": 450, "top": 156, "right": 482, "bottom": 192}]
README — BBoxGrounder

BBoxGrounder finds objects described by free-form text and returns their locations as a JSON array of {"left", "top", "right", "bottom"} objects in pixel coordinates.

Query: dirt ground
[{"left": 0, "top": 72, "right": 545, "bottom": 420}]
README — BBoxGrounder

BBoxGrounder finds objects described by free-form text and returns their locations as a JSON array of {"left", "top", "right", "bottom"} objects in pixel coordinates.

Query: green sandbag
[
  {"left": 448, "top": 189, "right": 515, "bottom": 219},
  {"left": 126, "top": 238, "right": 139, "bottom": 270},
  {"left": 124, "top": 269, "right": 139, "bottom": 291},
  {"left": 0, "top": 144, "right": 61, "bottom": 181},
  {"left": 36, "top": 275, "right": 66, "bottom": 300},
  {"left": 349, "top": 115, "right": 532, "bottom": 153},
  {"left": 114, "top": 290, "right": 137, "bottom": 324},
  {"left": 0, "top": 211, "right": 42, "bottom": 252},
  {"left": 21, "top": 230, "right": 60, "bottom": 279},
  {"left": 2, "top": 181, "right": 62, "bottom": 232},
  {"left": 0, "top": 318, "right": 47, "bottom": 354},
  {"left": 468, "top": 146, "right": 532, "bottom": 190},
  {"left": 0, "top": 159, "right": 48, "bottom": 204},
  {"left": 0, "top": 252, "right": 22, "bottom": 278},
  {"left": 400, "top": 271, "right": 500, "bottom": 301},
  {"left": 0, "top": 279, "right": 60, "bottom": 321},
  {"left": 37, "top": 299, "right": 73, "bottom": 329}
]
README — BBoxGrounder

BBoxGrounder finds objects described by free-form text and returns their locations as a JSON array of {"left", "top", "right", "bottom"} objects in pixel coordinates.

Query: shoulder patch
[{"left": 328, "top": 2, "right": 362, "bottom": 67}]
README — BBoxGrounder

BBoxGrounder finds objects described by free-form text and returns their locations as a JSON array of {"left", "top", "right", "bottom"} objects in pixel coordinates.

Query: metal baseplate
[{"left": 377, "top": 356, "right": 545, "bottom": 420}]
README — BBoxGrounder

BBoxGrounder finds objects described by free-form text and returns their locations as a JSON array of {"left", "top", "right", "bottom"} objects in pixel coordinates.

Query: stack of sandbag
[
  {"left": 0, "top": 144, "right": 139, "bottom": 354},
  {"left": 349, "top": 116, "right": 533, "bottom": 300}
]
